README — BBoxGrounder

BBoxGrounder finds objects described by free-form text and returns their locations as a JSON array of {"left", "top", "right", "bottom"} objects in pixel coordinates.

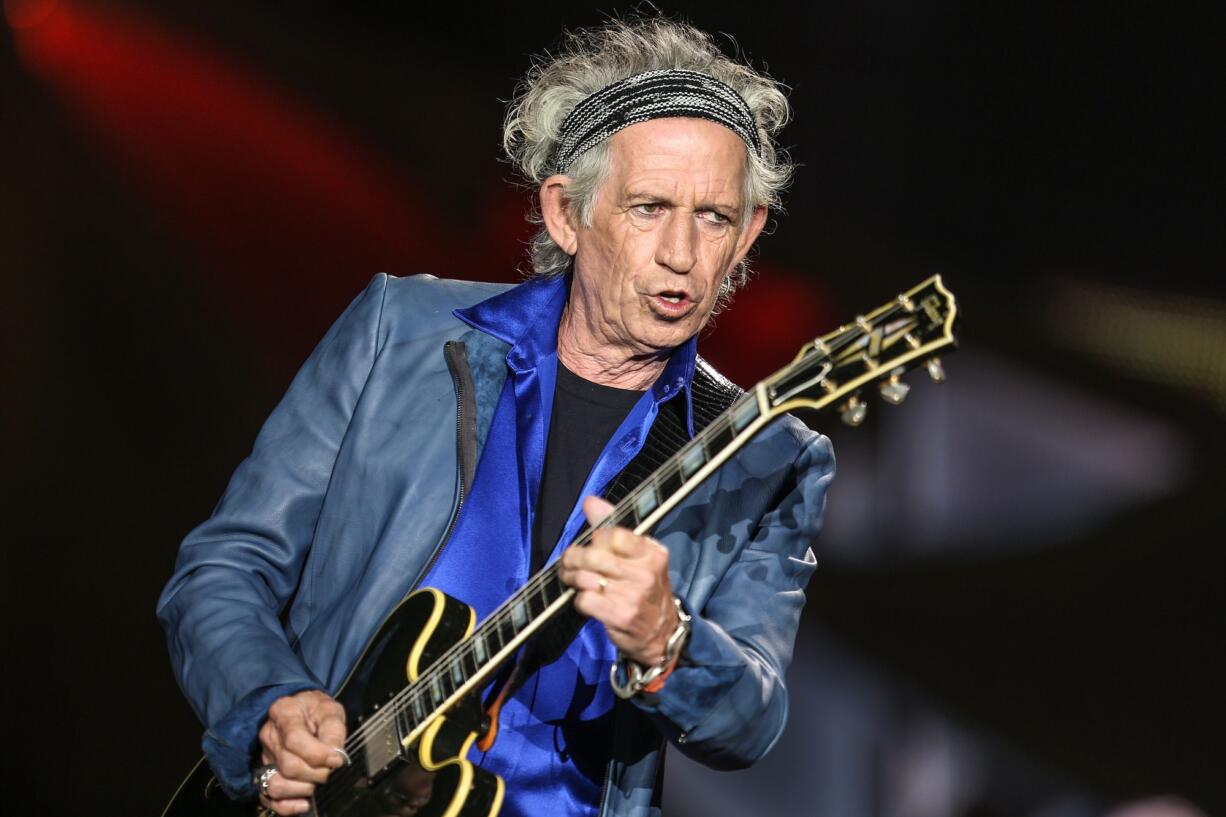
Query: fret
[
  {"left": 450, "top": 659, "right": 464, "bottom": 688},
  {"left": 472, "top": 633, "right": 488, "bottom": 664},
  {"left": 656, "top": 467, "right": 682, "bottom": 500},
  {"left": 634, "top": 484, "right": 658, "bottom": 521},
  {"left": 510, "top": 599, "right": 528, "bottom": 630},
  {"left": 484, "top": 620, "right": 499, "bottom": 650},
  {"left": 609, "top": 508, "right": 636, "bottom": 532},
  {"left": 730, "top": 397, "right": 758, "bottom": 432},
  {"left": 539, "top": 569, "right": 564, "bottom": 604},
  {"left": 539, "top": 573, "right": 564, "bottom": 607},
  {"left": 461, "top": 647, "right": 478, "bottom": 677},
  {"left": 498, "top": 615, "right": 516, "bottom": 646},
  {"left": 526, "top": 586, "right": 545, "bottom": 618},
  {"left": 396, "top": 708, "right": 411, "bottom": 739},
  {"left": 679, "top": 443, "right": 706, "bottom": 479},
  {"left": 703, "top": 420, "right": 735, "bottom": 456}
]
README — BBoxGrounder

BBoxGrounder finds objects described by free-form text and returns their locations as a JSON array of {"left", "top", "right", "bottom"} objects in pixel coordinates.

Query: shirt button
[{"left": 677, "top": 732, "right": 688, "bottom": 744}]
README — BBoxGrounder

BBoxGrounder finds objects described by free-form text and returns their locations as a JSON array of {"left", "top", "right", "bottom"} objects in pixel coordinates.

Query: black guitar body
[{"left": 163, "top": 588, "right": 504, "bottom": 817}]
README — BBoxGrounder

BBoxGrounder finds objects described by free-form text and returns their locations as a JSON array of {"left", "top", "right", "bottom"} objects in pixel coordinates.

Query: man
[{"left": 159, "top": 17, "right": 834, "bottom": 817}]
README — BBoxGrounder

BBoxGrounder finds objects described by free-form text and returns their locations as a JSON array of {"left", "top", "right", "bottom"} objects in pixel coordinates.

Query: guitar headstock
[{"left": 762, "top": 275, "right": 958, "bottom": 425}]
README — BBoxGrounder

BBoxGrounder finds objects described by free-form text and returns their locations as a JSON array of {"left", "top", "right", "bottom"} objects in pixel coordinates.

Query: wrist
[{"left": 610, "top": 596, "right": 691, "bottom": 699}]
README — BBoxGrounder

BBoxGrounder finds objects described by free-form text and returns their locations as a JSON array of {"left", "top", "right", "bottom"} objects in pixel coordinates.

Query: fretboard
[
  {"left": 348, "top": 389, "right": 767, "bottom": 768},
  {"left": 340, "top": 274, "right": 959, "bottom": 780}
]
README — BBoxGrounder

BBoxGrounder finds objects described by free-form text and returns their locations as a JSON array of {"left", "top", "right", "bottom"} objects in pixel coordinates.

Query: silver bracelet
[{"left": 610, "top": 596, "right": 692, "bottom": 699}]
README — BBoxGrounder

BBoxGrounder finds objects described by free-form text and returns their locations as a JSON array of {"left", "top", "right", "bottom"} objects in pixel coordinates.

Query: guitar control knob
[
  {"left": 840, "top": 396, "right": 867, "bottom": 427},
  {"left": 879, "top": 376, "right": 910, "bottom": 405},
  {"left": 926, "top": 357, "right": 946, "bottom": 383}
]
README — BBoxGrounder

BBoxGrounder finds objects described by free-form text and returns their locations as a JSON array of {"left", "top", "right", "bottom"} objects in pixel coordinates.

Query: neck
[{"left": 556, "top": 303, "right": 669, "bottom": 390}]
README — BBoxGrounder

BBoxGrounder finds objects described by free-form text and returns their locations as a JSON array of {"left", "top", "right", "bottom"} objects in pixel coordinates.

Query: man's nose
[{"left": 654, "top": 211, "right": 697, "bottom": 273}]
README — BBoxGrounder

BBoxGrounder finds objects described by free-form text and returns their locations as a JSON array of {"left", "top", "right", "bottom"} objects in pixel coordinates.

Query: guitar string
[
  {"left": 314, "top": 321, "right": 887, "bottom": 809},
  {"left": 334, "top": 385, "right": 762, "bottom": 751},
  {"left": 312, "top": 409, "right": 733, "bottom": 812},
  {"left": 312, "top": 550, "right": 592, "bottom": 811},
  {"left": 315, "top": 398, "right": 753, "bottom": 814},
  {"left": 326, "top": 430, "right": 702, "bottom": 773},
  {"left": 314, "top": 311, "right": 911, "bottom": 809},
  {"left": 336, "top": 301, "right": 926, "bottom": 748},
  {"left": 313, "top": 309, "right": 918, "bottom": 806}
]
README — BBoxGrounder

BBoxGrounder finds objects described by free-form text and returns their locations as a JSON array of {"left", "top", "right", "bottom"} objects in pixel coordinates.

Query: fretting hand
[{"left": 558, "top": 496, "right": 682, "bottom": 669}]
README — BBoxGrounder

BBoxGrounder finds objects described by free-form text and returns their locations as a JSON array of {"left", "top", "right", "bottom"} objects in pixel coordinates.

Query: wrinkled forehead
[{"left": 604, "top": 118, "right": 750, "bottom": 196}]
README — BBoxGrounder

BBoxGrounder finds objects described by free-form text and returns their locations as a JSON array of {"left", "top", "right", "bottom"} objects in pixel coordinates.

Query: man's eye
[
  {"left": 633, "top": 203, "right": 664, "bottom": 215},
  {"left": 700, "top": 210, "right": 732, "bottom": 225}
]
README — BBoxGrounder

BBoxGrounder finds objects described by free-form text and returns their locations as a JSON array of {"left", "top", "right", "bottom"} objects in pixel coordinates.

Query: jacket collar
[{"left": 454, "top": 274, "right": 698, "bottom": 434}]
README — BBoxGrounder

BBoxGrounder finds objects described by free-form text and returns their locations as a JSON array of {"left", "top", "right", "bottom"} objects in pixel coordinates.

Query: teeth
[{"left": 661, "top": 295, "right": 682, "bottom": 303}]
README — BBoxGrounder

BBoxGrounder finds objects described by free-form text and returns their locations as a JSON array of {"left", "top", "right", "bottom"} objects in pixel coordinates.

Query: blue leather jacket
[{"left": 157, "top": 273, "right": 834, "bottom": 816}]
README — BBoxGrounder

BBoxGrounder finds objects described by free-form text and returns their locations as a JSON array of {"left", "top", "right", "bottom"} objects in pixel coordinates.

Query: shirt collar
[{"left": 454, "top": 275, "right": 698, "bottom": 433}]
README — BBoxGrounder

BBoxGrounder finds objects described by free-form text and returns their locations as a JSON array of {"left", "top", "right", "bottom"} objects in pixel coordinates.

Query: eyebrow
[{"left": 623, "top": 190, "right": 741, "bottom": 215}]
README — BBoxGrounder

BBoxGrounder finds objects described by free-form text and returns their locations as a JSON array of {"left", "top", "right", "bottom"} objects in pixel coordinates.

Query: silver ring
[{"left": 254, "top": 764, "right": 278, "bottom": 798}]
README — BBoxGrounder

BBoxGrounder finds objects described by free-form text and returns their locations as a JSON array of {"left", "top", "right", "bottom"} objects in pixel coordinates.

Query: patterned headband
[{"left": 552, "top": 68, "right": 762, "bottom": 173}]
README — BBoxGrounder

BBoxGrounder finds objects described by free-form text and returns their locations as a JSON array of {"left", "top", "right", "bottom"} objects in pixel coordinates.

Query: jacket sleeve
[
  {"left": 630, "top": 429, "right": 834, "bottom": 769},
  {"left": 156, "top": 273, "right": 389, "bottom": 797}
]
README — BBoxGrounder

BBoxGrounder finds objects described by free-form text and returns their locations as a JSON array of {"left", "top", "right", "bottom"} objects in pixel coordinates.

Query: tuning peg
[
  {"left": 839, "top": 396, "right": 868, "bottom": 427},
  {"left": 926, "top": 357, "right": 946, "bottom": 383},
  {"left": 879, "top": 375, "right": 910, "bottom": 405}
]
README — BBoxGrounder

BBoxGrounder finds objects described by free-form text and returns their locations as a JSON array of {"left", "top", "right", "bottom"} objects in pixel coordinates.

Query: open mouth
[{"left": 649, "top": 290, "right": 696, "bottom": 317}]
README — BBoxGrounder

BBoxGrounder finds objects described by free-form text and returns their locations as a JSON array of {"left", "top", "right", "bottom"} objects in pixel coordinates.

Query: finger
[
  {"left": 558, "top": 567, "right": 611, "bottom": 594},
  {"left": 561, "top": 543, "right": 626, "bottom": 580},
  {"left": 259, "top": 721, "right": 279, "bottom": 766},
  {"left": 260, "top": 793, "right": 310, "bottom": 816},
  {"left": 572, "top": 588, "right": 636, "bottom": 635},
  {"left": 280, "top": 728, "right": 341, "bottom": 781},
  {"left": 582, "top": 495, "right": 616, "bottom": 526},
  {"left": 311, "top": 710, "right": 348, "bottom": 768},
  {"left": 588, "top": 524, "right": 663, "bottom": 561},
  {"left": 266, "top": 773, "right": 316, "bottom": 801}
]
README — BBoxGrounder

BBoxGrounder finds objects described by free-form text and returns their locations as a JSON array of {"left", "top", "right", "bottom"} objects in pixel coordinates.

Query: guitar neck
[
  {"left": 368, "top": 273, "right": 957, "bottom": 753},
  {"left": 385, "top": 389, "right": 768, "bottom": 743}
]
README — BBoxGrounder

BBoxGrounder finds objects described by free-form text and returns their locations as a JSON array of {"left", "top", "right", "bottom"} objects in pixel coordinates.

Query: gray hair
[{"left": 502, "top": 17, "right": 794, "bottom": 301}]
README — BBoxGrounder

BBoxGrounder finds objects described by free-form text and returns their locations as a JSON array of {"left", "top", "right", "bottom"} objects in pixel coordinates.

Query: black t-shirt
[{"left": 531, "top": 361, "right": 644, "bottom": 572}]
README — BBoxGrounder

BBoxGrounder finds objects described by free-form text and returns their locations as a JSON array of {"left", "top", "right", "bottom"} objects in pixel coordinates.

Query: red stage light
[{"left": 4, "top": 0, "right": 58, "bottom": 30}]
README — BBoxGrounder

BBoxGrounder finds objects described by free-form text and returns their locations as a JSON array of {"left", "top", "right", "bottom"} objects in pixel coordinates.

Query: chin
[{"left": 638, "top": 331, "right": 691, "bottom": 354}]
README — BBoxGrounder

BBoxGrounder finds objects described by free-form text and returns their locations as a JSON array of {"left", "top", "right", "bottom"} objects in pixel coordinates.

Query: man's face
[{"left": 567, "top": 117, "right": 765, "bottom": 358}]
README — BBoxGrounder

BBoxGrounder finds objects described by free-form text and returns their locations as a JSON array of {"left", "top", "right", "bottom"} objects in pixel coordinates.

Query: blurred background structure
[{"left": 2, "top": 1, "right": 1221, "bottom": 814}]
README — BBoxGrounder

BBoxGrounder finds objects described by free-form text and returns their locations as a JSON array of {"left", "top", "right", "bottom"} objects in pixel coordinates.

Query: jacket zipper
[
  {"left": 598, "top": 758, "right": 613, "bottom": 817},
  {"left": 408, "top": 340, "right": 477, "bottom": 591}
]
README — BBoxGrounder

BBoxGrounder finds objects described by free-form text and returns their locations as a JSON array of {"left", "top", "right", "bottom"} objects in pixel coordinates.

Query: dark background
[{"left": 2, "top": 1, "right": 1222, "bottom": 815}]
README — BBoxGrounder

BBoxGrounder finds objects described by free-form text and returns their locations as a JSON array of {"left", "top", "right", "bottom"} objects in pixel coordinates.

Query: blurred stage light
[
  {"left": 9, "top": 0, "right": 455, "bottom": 367},
  {"left": 4, "top": 0, "right": 57, "bottom": 30},
  {"left": 1046, "top": 280, "right": 1226, "bottom": 413}
]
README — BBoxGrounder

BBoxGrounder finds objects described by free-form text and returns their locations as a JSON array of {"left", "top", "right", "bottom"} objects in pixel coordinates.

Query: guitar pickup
[{"left": 362, "top": 712, "right": 406, "bottom": 780}]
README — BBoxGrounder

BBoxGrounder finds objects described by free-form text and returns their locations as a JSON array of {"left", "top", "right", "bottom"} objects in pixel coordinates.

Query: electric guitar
[{"left": 163, "top": 275, "right": 958, "bottom": 817}]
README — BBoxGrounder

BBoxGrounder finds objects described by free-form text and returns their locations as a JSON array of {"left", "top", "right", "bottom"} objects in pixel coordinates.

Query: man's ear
[
  {"left": 539, "top": 175, "right": 578, "bottom": 256},
  {"left": 731, "top": 205, "right": 769, "bottom": 268}
]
